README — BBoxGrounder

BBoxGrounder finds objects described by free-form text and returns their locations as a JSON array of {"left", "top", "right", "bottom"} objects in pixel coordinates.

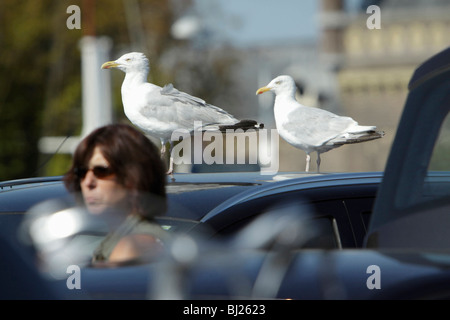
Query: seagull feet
[{"left": 316, "top": 153, "right": 321, "bottom": 173}]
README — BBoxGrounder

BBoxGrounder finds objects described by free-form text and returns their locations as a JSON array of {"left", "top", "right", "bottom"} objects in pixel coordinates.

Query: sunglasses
[{"left": 74, "top": 166, "right": 115, "bottom": 179}]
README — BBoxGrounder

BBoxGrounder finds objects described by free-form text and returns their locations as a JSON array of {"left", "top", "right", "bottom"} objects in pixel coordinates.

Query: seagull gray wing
[
  {"left": 157, "top": 84, "right": 237, "bottom": 128},
  {"left": 281, "top": 107, "right": 358, "bottom": 147}
]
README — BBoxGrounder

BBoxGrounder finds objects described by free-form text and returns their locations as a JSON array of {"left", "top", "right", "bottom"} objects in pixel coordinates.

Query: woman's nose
[{"left": 81, "top": 170, "right": 97, "bottom": 188}]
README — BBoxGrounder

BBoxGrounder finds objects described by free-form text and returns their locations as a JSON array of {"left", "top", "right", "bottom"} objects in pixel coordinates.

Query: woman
[{"left": 63, "top": 123, "right": 169, "bottom": 265}]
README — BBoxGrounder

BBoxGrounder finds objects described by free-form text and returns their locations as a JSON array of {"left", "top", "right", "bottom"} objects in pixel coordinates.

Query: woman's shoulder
[
  {"left": 128, "top": 215, "right": 169, "bottom": 240},
  {"left": 106, "top": 217, "right": 168, "bottom": 263}
]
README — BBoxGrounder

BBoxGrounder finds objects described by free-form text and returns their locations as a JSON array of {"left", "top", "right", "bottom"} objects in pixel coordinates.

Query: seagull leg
[
  {"left": 316, "top": 152, "right": 321, "bottom": 173},
  {"left": 305, "top": 153, "right": 310, "bottom": 172},
  {"left": 160, "top": 139, "right": 166, "bottom": 159},
  {"left": 160, "top": 139, "right": 175, "bottom": 178},
  {"left": 167, "top": 157, "right": 174, "bottom": 175},
  {"left": 166, "top": 141, "right": 175, "bottom": 176}
]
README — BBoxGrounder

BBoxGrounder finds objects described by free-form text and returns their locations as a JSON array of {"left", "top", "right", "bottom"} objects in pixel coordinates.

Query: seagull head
[
  {"left": 256, "top": 75, "right": 297, "bottom": 97},
  {"left": 101, "top": 52, "right": 149, "bottom": 74}
]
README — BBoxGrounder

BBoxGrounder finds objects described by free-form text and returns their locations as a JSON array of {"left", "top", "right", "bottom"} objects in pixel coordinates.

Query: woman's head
[{"left": 64, "top": 124, "right": 167, "bottom": 218}]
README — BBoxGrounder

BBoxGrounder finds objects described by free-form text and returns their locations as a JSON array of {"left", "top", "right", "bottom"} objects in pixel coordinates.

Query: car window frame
[{"left": 370, "top": 66, "right": 450, "bottom": 230}]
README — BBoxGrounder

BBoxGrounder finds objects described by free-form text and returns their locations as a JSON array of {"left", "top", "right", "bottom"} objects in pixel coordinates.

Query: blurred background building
[
  {"left": 0, "top": 0, "right": 448, "bottom": 180},
  {"left": 333, "top": 0, "right": 450, "bottom": 172},
  {"left": 174, "top": 0, "right": 450, "bottom": 173}
]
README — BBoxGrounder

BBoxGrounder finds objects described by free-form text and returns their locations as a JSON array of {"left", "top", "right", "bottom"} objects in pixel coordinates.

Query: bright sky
[{"left": 194, "top": 0, "right": 319, "bottom": 47}]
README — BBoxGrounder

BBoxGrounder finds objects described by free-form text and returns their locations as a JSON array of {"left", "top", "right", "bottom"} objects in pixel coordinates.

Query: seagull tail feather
[
  {"left": 218, "top": 119, "right": 264, "bottom": 131},
  {"left": 328, "top": 130, "right": 385, "bottom": 145}
]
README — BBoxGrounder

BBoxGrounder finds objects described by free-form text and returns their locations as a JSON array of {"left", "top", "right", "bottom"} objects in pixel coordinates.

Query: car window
[
  {"left": 155, "top": 217, "right": 199, "bottom": 234},
  {"left": 214, "top": 214, "right": 341, "bottom": 250},
  {"left": 393, "top": 87, "right": 450, "bottom": 212},
  {"left": 301, "top": 217, "right": 340, "bottom": 249},
  {"left": 421, "top": 113, "right": 450, "bottom": 203},
  {"left": 342, "top": 196, "right": 377, "bottom": 247},
  {"left": 429, "top": 113, "right": 450, "bottom": 171}
]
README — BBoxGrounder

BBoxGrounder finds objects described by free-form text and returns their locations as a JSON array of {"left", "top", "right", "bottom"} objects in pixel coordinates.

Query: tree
[
  {"left": 0, "top": 0, "right": 242, "bottom": 180},
  {"left": 0, "top": 0, "right": 57, "bottom": 180},
  {"left": 0, "top": 0, "right": 188, "bottom": 180}
]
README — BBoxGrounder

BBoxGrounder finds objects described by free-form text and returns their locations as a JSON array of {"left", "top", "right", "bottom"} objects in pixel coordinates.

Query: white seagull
[
  {"left": 256, "top": 75, "right": 384, "bottom": 172},
  {"left": 101, "top": 52, "right": 263, "bottom": 174}
]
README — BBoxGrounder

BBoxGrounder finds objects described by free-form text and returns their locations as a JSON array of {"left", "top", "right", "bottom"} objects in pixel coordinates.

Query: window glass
[
  {"left": 301, "top": 217, "right": 339, "bottom": 249},
  {"left": 420, "top": 112, "right": 450, "bottom": 203},
  {"left": 429, "top": 113, "right": 450, "bottom": 171},
  {"left": 217, "top": 215, "right": 339, "bottom": 249}
]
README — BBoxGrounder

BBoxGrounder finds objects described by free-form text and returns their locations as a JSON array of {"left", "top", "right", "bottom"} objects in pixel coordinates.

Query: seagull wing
[
  {"left": 280, "top": 106, "right": 360, "bottom": 147},
  {"left": 157, "top": 84, "right": 238, "bottom": 128}
]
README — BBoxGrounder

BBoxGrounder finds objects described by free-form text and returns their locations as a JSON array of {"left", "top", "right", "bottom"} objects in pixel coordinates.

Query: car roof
[
  {"left": 201, "top": 171, "right": 383, "bottom": 222},
  {"left": 0, "top": 171, "right": 379, "bottom": 222},
  {"left": 0, "top": 172, "right": 321, "bottom": 220}
]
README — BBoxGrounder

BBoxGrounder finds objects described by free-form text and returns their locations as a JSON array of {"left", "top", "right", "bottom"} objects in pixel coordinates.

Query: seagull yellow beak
[
  {"left": 101, "top": 61, "right": 119, "bottom": 69},
  {"left": 256, "top": 86, "right": 271, "bottom": 95}
]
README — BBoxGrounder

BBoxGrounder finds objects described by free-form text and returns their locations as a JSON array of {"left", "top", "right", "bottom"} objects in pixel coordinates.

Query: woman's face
[{"left": 80, "top": 146, "right": 129, "bottom": 215}]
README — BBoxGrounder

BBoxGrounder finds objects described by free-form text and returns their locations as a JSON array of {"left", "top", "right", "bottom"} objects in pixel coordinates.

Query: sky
[{"left": 193, "top": 0, "right": 320, "bottom": 47}]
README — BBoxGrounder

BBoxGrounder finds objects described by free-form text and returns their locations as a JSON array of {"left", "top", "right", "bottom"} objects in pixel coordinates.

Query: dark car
[
  {"left": 0, "top": 171, "right": 381, "bottom": 247},
  {"left": 0, "top": 170, "right": 382, "bottom": 300}
]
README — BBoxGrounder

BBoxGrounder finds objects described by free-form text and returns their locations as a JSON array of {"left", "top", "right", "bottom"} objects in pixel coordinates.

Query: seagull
[
  {"left": 101, "top": 52, "right": 263, "bottom": 174},
  {"left": 256, "top": 75, "right": 384, "bottom": 172}
]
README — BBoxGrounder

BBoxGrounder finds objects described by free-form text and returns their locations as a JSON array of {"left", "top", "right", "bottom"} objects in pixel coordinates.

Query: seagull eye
[
  {"left": 126, "top": 58, "right": 131, "bottom": 62},
  {"left": 275, "top": 81, "right": 282, "bottom": 85}
]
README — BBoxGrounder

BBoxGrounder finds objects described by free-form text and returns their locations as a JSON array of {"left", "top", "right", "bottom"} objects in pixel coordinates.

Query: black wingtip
[{"left": 219, "top": 119, "right": 264, "bottom": 131}]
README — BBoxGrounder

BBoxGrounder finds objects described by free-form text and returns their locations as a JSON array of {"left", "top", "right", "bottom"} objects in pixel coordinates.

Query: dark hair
[{"left": 63, "top": 123, "right": 167, "bottom": 219}]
